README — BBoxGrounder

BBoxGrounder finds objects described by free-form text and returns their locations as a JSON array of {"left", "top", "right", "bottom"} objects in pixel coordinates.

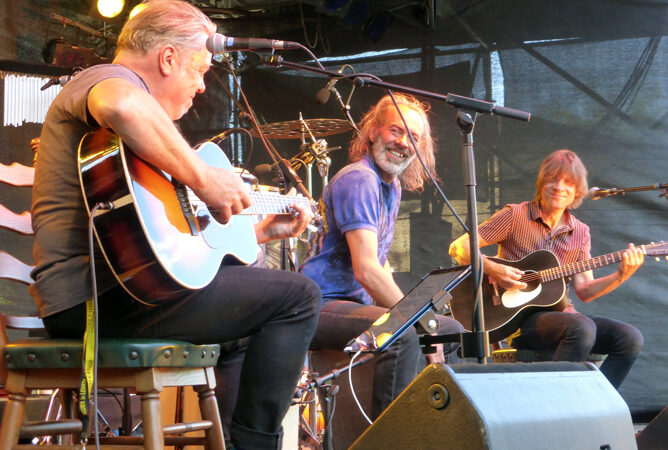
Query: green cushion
[{"left": 3, "top": 338, "right": 220, "bottom": 370}]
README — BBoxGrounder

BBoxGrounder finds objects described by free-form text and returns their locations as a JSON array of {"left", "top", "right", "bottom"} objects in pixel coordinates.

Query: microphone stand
[
  {"left": 595, "top": 183, "right": 668, "bottom": 204},
  {"left": 262, "top": 55, "right": 531, "bottom": 362},
  {"left": 331, "top": 86, "right": 360, "bottom": 136}
]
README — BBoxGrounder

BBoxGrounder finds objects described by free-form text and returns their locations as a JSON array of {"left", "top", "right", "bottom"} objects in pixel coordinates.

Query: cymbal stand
[{"left": 295, "top": 114, "right": 334, "bottom": 191}]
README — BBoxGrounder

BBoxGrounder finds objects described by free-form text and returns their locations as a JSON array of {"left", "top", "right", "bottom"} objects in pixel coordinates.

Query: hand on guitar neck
[
  {"left": 188, "top": 160, "right": 314, "bottom": 243},
  {"left": 254, "top": 197, "right": 313, "bottom": 244}
]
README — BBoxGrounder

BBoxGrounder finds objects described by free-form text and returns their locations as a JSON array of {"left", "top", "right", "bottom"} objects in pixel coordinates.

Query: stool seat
[{"left": 4, "top": 338, "right": 219, "bottom": 369}]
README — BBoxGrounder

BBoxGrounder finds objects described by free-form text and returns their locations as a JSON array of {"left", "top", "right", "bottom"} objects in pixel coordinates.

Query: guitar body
[
  {"left": 449, "top": 250, "right": 569, "bottom": 342},
  {"left": 78, "top": 128, "right": 258, "bottom": 305}
]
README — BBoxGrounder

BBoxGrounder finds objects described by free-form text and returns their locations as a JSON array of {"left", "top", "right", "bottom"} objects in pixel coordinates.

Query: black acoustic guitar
[
  {"left": 448, "top": 243, "right": 668, "bottom": 341},
  {"left": 78, "top": 128, "right": 313, "bottom": 305}
]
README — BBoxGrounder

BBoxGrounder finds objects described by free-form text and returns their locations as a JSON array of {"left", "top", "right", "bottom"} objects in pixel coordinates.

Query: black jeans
[
  {"left": 511, "top": 310, "right": 643, "bottom": 389},
  {"left": 310, "top": 299, "right": 464, "bottom": 418},
  {"left": 43, "top": 265, "right": 321, "bottom": 450}
]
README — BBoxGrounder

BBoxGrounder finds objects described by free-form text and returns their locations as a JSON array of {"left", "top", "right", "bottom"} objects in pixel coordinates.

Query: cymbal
[{"left": 250, "top": 118, "right": 352, "bottom": 139}]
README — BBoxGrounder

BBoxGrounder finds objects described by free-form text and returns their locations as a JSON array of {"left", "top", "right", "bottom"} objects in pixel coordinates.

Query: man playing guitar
[
  {"left": 30, "top": 2, "right": 320, "bottom": 448},
  {"left": 449, "top": 149, "right": 644, "bottom": 389}
]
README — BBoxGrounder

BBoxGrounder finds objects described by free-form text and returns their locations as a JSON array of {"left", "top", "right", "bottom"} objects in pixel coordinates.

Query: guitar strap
[{"left": 78, "top": 298, "right": 96, "bottom": 444}]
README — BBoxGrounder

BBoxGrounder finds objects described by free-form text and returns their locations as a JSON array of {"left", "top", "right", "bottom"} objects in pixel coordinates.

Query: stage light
[
  {"left": 97, "top": 0, "right": 125, "bottom": 18},
  {"left": 128, "top": 2, "right": 147, "bottom": 19}
]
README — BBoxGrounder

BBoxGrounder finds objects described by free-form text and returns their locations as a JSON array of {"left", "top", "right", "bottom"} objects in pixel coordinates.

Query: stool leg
[
  {"left": 0, "top": 392, "right": 27, "bottom": 448},
  {"left": 141, "top": 391, "right": 164, "bottom": 450},
  {"left": 196, "top": 385, "right": 226, "bottom": 450},
  {"left": 59, "top": 388, "right": 78, "bottom": 444}
]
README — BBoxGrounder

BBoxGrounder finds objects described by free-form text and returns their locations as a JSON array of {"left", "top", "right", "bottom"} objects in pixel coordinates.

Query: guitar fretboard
[
  {"left": 515, "top": 242, "right": 666, "bottom": 286},
  {"left": 538, "top": 251, "right": 626, "bottom": 282},
  {"left": 243, "top": 191, "right": 313, "bottom": 215},
  {"left": 186, "top": 188, "right": 313, "bottom": 216}
]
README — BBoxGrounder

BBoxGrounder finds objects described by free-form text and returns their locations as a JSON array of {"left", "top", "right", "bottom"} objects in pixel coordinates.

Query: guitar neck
[
  {"left": 241, "top": 191, "right": 312, "bottom": 215},
  {"left": 539, "top": 248, "right": 631, "bottom": 282},
  {"left": 185, "top": 186, "right": 312, "bottom": 216}
]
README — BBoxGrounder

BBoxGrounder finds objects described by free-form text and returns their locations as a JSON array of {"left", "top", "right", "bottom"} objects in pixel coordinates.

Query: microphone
[
  {"left": 316, "top": 65, "right": 345, "bottom": 105},
  {"left": 40, "top": 74, "right": 72, "bottom": 91},
  {"left": 206, "top": 33, "right": 300, "bottom": 53},
  {"left": 588, "top": 187, "right": 618, "bottom": 200},
  {"left": 253, "top": 163, "right": 278, "bottom": 178}
]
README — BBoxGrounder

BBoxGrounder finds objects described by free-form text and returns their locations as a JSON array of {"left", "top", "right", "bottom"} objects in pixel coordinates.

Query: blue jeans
[
  {"left": 310, "top": 299, "right": 464, "bottom": 418},
  {"left": 43, "top": 265, "right": 321, "bottom": 450},
  {"left": 511, "top": 310, "right": 643, "bottom": 389}
]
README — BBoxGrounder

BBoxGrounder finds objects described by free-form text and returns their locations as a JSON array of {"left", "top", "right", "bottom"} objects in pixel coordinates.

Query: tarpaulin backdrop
[
  {"left": 186, "top": 2, "right": 668, "bottom": 416},
  {"left": 1, "top": 0, "right": 665, "bottom": 417}
]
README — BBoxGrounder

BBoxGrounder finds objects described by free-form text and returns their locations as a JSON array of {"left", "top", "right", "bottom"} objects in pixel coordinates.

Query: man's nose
[{"left": 396, "top": 134, "right": 408, "bottom": 148}]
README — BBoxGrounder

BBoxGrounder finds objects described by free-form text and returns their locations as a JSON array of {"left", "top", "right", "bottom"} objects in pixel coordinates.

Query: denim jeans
[
  {"left": 511, "top": 310, "right": 643, "bottom": 388},
  {"left": 43, "top": 265, "right": 321, "bottom": 450},
  {"left": 310, "top": 299, "right": 464, "bottom": 418}
]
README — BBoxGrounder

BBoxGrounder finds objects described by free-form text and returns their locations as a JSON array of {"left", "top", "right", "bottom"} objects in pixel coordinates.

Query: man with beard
[{"left": 300, "top": 94, "right": 464, "bottom": 419}]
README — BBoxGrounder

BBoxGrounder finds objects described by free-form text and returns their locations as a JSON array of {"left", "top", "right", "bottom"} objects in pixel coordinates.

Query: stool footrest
[
  {"left": 19, "top": 419, "right": 82, "bottom": 438},
  {"left": 163, "top": 420, "right": 213, "bottom": 435}
]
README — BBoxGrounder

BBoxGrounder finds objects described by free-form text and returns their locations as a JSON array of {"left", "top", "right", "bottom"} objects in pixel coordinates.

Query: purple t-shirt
[{"left": 300, "top": 156, "right": 401, "bottom": 305}]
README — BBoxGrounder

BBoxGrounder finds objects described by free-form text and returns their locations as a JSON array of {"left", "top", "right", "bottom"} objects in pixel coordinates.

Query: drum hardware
[{"left": 249, "top": 118, "right": 352, "bottom": 139}]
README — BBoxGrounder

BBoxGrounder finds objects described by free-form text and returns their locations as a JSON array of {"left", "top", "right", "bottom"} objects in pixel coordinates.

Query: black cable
[
  {"left": 87, "top": 201, "right": 116, "bottom": 447},
  {"left": 208, "top": 127, "right": 255, "bottom": 175},
  {"left": 221, "top": 53, "right": 313, "bottom": 199},
  {"left": 99, "top": 388, "right": 125, "bottom": 416},
  {"left": 88, "top": 203, "right": 103, "bottom": 449}
]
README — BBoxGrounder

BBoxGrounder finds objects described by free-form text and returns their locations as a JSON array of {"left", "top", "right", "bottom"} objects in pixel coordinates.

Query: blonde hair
[
  {"left": 535, "top": 149, "right": 589, "bottom": 209},
  {"left": 349, "top": 93, "right": 436, "bottom": 192},
  {"left": 116, "top": 0, "right": 216, "bottom": 55}
]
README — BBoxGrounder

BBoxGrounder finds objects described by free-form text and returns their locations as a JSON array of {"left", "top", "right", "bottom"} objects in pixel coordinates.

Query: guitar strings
[{"left": 184, "top": 187, "right": 312, "bottom": 215}]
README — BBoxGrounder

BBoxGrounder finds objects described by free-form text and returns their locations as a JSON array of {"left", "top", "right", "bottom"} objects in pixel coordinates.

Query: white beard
[{"left": 372, "top": 142, "right": 416, "bottom": 179}]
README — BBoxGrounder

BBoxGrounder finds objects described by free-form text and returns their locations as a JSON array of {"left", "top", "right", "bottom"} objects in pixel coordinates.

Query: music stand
[{"left": 344, "top": 266, "right": 471, "bottom": 354}]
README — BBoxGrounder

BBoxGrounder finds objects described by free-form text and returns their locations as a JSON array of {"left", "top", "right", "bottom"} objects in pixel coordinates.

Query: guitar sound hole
[{"left": 521, "top": 270, "right": 540, "bottom": 292}]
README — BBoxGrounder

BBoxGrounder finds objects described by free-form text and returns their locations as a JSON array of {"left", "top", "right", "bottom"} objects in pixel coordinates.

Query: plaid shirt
[{"left": 478, "top": 200, "right": 591, "bottom": 312}]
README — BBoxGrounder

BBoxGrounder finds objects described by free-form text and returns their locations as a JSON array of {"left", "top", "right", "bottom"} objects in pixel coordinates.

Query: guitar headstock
[{"left": 643, "top": 241, "right": 668, "bottom": 262}]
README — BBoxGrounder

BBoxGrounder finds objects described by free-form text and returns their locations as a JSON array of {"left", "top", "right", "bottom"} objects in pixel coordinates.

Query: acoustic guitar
[
  {"left": 78, "top": 128, "right": 313, "bottom": 305},
  {"left": 448, "top": 243, "right": 668, "bottom": 341}
]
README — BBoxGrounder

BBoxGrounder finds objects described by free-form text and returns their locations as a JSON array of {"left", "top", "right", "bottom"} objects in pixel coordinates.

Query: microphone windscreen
[
  {"left": 315, "top": 87, "right": 331, "bottom": 105},
  {"left": 588, "top": 187, "right": 601, "bottom": 200},
  {"left": 206, "top": 33, "right": 225, "bottom": 53},
  {"left": 253, "top": 164, "right": 274, "bottom": 177}
]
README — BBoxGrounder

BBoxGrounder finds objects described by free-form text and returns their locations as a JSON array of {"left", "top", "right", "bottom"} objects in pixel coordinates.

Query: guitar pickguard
[{"left": 501, "top": 282, "right": 542, "bottom": 308}]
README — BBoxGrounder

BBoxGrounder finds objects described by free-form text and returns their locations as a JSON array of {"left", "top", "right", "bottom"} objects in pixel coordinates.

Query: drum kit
[{"left": 249, "top": 116, "right": 353, "bottom": 194}]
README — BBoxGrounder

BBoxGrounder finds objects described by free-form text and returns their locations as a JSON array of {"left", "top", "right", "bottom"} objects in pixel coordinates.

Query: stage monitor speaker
[
  {"left": 351, "top": 362, "right": 637, "bottom": 450},
  {"left": 636, "top": 404, "right": 668, "bottom": 450}
]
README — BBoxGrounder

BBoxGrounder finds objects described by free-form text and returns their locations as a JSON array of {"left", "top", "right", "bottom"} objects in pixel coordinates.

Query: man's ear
[
  {"left": 369, "top": 124, "right": 378, "bottom": 142},
  {"left": 158, "top": 45, "right": 178, "bottom": 76}
]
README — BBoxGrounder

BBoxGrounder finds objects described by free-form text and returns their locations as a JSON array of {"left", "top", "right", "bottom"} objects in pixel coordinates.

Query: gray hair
[
  {"left": 116, "top": 0, "right": 216, "bottom": 55},
  {"left": 349, "top": 93, "right": 436, "bottom": 192}
]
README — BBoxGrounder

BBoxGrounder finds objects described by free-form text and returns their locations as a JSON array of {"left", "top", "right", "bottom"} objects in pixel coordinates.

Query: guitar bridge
[
  {"left": 173, "top": 179, "right": 200, "bottom": 236},
  {"left": 491, "top": 281, "right": 502, "bottom": 306}
]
